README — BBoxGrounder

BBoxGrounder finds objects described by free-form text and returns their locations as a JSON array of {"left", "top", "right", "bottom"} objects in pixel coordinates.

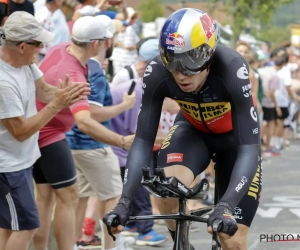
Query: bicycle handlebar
[
  {"left": 141, "top": 166, "right": 209, "bottom": 199},
  {"left": 106, "top": 214, "right": 119, "bottom": 241},
  {"left": 212, "top": 219, "right": 223, "bottom": 249},
  {"left": 106, "top": 215, "right": 223, "bottom": 248}
]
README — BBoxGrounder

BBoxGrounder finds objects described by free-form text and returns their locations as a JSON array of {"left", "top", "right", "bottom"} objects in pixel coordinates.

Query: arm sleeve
[
  {"left": 0, "top": 84, "right": 24, "bottom": 119},
  {"left": 283, "top": 69, "right": 292, "bottom": 87},
  {"left": 220, "top": 56, "right": 261, "bottom": 208},
  {"left": 121, "top": 63, "right": 168, "bottom": 200},
  {"left": 88, "top": 71, "right": 107, "bottom": 107},
  {"left": 68, "top": 70, "right": 90, "bottom": 115},
  {"left": 30, "top": 64, "right": 43, "bottom": 81}
]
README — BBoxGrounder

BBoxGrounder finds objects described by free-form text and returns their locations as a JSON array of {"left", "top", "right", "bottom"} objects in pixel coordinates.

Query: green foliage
[
  {"left": 271, "top": 0, "right": 300, "bottom": 26},
  {"left": 253, "top": 25, "right": 292, "bottom": 46},
  {"left": 107, "top": 6, "right": 118, "bottom": 12},
  {"left": 137, "top": 0, "right": 164, "bottom": 23},
  {"left": 211, "top": 0, "right": 294, "bottom": 39}
]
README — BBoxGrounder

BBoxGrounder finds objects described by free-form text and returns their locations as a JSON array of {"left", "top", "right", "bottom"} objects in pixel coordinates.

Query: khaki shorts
[{"left": 71, "top": 147, "right": 122, "bottom": 200}]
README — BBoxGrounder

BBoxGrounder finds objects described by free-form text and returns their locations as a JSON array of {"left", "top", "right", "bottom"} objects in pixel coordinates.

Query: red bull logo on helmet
[
  {"left": 199, "top": 14, "right": 215, "bottom": 42},
  {"left": 166, "top": 32, "right": 186, "bottom": 47}
]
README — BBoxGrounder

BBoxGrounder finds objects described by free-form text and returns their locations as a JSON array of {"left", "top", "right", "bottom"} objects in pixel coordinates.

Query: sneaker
[
  {"left": 121, "top": 225, "right": 138, "bottom": 236},
  {"left": 135, "top": 230, "right": 168, "bottom": 246},
  {"left": 76, "top": 235, "right": 101, "bottom": 249},
  {"left": 262, "top": 149, "right": 280, "bottom": 156},
  {"left": 121, "top": 235, "right": 135, "bottom": 246}
]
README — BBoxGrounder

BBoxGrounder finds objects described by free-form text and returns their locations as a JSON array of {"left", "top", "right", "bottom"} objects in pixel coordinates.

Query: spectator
[
  {"left": 0, "top": 11, "right": 88, "bottom": 250},
  {"left": 235, "top": 41, "right": 259, "bottom": 107},
  {"left": 96, "top": 0, "right": 127, "bottom": 20},
  {"left": 35, "top": 0, "right": 70, "bottom": 62},
  {"left": 111, "top": 37, "right": 157, "bottom": 86},
  {"left": 0, "top": 0, "right": 34, "bottom": 26},
  {"left": 33, "top": 0, "right": 46, "bottom": 12},
  {"left": 112, "top": 7, "right": 139, "bottom": 74},
  {"left": 66, "top": 15, "right": 136, "bottom": 250},
  {"left": 9, "top": 0, "right": 34, "bottom": 15},
  {"left": 258, "top": 54, "right": 282, "bottom": 156},
  {"left": 275, "top": 50, "right": 298, "bottom": 150},
  {"left": 31, "top": 16, "right": 134, "bottom": 250}
]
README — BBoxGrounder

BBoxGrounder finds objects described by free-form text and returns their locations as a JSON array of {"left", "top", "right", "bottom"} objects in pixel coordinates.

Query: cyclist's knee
[
  {"left": 54, "top": 183, "right": 79, "bottom": 206},
  {"left": 157, "top": 198, "right": 178, "bottom": 214},
  {"left": 220, "top": 224, "right": 248, "bottom": 250},
  {"left": 164, "top": 165, "right": 194, "bottom": 187}
]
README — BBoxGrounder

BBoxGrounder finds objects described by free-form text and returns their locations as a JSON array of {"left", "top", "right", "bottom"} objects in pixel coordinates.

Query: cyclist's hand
[
  {"left": 51, "top": 75, "right": 90, "bottom": 110},
  {"left": 122, "top": 91, "right": 136, "bottom": 110},
  {"left": 103, "top": 198, "right": 131, "bottom": 234},
  {"left": 207, "top": 202, "right": 238, "bottom": 239}
]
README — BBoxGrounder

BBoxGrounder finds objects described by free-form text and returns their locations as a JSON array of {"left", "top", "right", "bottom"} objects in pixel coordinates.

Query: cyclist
[{"left": 103, "top": 8, "right": 262, "bottom": 250}]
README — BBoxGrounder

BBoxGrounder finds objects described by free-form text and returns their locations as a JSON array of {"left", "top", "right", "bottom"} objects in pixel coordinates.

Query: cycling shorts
[
  {"left": 33, "top": 139, "right": 77, "bottom": 189},
  {"left": 157, "top": 111, "right": 262, "bottom": 227}
]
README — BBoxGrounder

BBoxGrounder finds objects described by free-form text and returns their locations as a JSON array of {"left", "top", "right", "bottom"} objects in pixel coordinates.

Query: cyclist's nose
[{"left": 173, "top": 71, "right": 187, "bottom": 81}]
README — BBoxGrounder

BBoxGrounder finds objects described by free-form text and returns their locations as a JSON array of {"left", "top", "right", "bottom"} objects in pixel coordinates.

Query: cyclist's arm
[
  {"left": 121, "top": 67, "right": 168, "bottom": 201},
  {"left": 220, "top": 56, "right": 261, "bottom": 209}
]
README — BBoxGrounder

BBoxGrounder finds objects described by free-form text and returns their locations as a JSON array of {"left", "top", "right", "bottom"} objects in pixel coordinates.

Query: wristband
[{"left": 121, "top": 136, "right": 125, "bottom": 149}]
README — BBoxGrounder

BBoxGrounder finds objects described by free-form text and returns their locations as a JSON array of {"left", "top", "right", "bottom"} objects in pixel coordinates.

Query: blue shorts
[{"left": 0, "top": 167, "right": 40, "bottom": 230}]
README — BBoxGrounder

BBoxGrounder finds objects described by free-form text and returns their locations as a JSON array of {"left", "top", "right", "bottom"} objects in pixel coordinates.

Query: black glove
[
  {"left": 207, "top": 201, "right": 238, "bottom": 236},
  {"left": 103, "top": 197, "right": 132, "bottom": 227}
]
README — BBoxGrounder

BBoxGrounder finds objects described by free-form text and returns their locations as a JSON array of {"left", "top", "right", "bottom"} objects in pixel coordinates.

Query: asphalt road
[{"left": 29, "top": 141, "right": 300, "bottom": 250}]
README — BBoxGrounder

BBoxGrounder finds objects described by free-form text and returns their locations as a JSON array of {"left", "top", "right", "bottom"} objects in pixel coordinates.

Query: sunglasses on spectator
[
  {"left": 90, "top": 38, "right": 108, "bottom": 42},
  {"left": 19, "top": 40, "right": 43, "bottom": 48}
]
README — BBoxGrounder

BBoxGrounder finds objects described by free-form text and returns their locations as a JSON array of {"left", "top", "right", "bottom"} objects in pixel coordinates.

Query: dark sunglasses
[
  {"left": 20, "top": 40, "right": 43, "bottom": 48},
  {"left": 90, "top": 38, "right": 108, "bottom": 42}
]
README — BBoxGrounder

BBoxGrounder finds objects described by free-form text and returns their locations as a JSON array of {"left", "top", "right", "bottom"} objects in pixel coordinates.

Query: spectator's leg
[{"left": 33, "top": 184, "right": 55, "bottom": 250}]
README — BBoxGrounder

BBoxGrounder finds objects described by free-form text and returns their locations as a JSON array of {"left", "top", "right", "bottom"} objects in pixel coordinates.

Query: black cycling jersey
[{"left": 122, "top": 45, "right": 260, "bottom": 209}]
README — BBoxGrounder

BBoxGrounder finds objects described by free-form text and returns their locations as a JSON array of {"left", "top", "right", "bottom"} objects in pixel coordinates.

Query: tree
[
  {"left": 137, "top": 0, "right": 164, "bottom": 23},
  {"left": 253, "top": 25, "right": 292, "bottom": 46},
  {"left": 211, "top": 0, "right": 294, "bottom": 40},
  {"left": 271, "top": 0, "right": 300, "bottom": 26}
]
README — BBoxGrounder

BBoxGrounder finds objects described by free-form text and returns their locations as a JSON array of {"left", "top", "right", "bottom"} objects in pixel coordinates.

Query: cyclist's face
[{"left": 172, "top": 69, "right": 209, "bottom": 92}]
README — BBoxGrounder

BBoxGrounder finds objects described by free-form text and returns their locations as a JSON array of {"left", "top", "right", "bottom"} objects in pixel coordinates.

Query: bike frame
[
  {"left": 128, "top": 198, "right": 221, "bottom": 250},
  {"left": 129, "top": 159, "right": 222, "bottom": 249},
  {"left": 106, "top": 163, "right": 222, "bottom": 249}
]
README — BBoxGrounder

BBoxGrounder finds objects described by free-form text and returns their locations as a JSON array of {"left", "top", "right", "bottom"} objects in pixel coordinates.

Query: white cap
[
  {"left": 72, "top": 16, "right": 113, "bottom": 43},
  {"left": 78, "top": 5, "right": 98, "bottom": 16},
  {"left": 1, "top": 11, "right": 53, "bottom": 42},
  {"left": 94, "top": 15, "right": 115, "bottom": 35}
]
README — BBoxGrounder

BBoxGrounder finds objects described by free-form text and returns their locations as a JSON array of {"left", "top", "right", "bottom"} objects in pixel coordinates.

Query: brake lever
[
  {"left": 212, "top": 219, "right": 222, "bottom": 249},
  {"left": 106, "top": 215, "right": 120, "bottom": 241}
]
